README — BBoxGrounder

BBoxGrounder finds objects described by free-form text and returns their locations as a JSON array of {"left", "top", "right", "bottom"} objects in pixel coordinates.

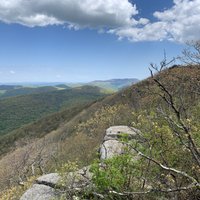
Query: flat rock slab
[
  {"left": 104, "top": 126, "right": 139, "bottom": 141},
  {"left": 20, "top": 184, "right": 58, "bottom": 200}
]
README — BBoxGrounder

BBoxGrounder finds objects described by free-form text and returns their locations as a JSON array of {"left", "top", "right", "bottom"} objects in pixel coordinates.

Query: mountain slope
[
  {"left": 0, "top": 102, "right": 94, "bottom": 157},
  {"left": 0, "top": 65, "right": 199, "bottom": 194},
  {"left": 1, "top": 66, "right": 199, "bottom": 157}
]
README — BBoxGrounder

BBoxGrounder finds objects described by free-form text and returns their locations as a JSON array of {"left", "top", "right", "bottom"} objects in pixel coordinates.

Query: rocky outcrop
[
  {"left": 20, "top": 167, "right": 93, "bottom": 200},
  {"left": 100, "top": 126, "right": 139, "bottom": 160},
  {"left": 20, "top": 184, "right": 58, "bottom": 200},
  {"left": 20, "top": 126, "right": 139, "bottom": 200},
  {"left": 20, "top": 174, "right": 61, "bottom": 200}
]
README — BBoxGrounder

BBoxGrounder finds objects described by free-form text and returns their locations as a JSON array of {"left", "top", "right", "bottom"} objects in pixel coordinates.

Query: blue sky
[{"left": 0, "top": 0, "right": 199, "bottom": 83}]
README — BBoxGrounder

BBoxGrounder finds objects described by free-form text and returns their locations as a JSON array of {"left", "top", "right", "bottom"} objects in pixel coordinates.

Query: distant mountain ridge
[
  {"left": 91, "top": 78, "right": 138, "bottom": 83},
  {"left": 0, "top": 85, "right": 22, "bottom": 90},
  {"left": 0, "top": 78, "right": 139, "bottom": 98},
  {"left": 67, "top": 78, "right": 139, "bottom": 92},
  {"left": 89, "top": 78, "right": 139, "bottom": 91},
  {"left": 0, "top": 86, "right": 60, "bottom": 98}
]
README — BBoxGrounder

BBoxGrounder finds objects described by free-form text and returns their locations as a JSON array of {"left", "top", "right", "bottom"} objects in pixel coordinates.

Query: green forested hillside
[
  {"left": 0, "top": 102, "right": 94, "bottom": 157},
  {"left": 0, "top": 86, "right": 105, "bottom": 136}
]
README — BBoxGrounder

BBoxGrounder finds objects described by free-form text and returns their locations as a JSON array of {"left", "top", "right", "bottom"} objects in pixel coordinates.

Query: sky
[{"left": 0, "top": 0, "right": 199, "bottom": 83}]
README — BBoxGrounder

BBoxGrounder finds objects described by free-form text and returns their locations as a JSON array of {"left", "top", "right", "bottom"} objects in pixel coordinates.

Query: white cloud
[
  {"left": 153, "top": 0, "right": 200, "bottom": 42},
  {"left": 109, "top": 21, "right": 169, "bottom": 42},
  {"left": 9, "top": 70, "right": 15, "bottom": 74},
  {"left": 0, "top": 0, "right": 199, "bottom": 42},
  {"left": 0, "top": 0, "right": 137, "bottom": 28},
  {"left": 112, "top": 0, "right": 200, "bottom": 42}
]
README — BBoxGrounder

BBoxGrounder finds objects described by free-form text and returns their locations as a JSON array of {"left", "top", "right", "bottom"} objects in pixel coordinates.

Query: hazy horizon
[{"left": 0, "top": 77, "right": 139, "bottom": 85}]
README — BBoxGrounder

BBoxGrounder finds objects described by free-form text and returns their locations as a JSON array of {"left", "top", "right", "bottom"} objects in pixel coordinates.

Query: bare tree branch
[
  {"left": 150, "top": 70, "right": 200, "bottom": 166},
  {"left": 129, "top": 144, "right": 200, "bottom": 188},
  {"left": 178, "top": 40, "right": 200, "bottom": 65},
  {"left": 109, "top": 182, "right": 199, "bottom": 196}
]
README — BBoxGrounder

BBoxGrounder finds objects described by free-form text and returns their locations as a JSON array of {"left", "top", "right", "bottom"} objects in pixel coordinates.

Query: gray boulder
[
  {"left": 20, "top": 173, "right": 61, "bottom": 200},
  {"left": 20, "top": 184, "right": 58, "bottom": 200},
  {"left": 104, "top": 126, "right": 139, "bottom": 141},
  {"left": 100, "top": 126, "right": 139, "bottom": 160}
]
